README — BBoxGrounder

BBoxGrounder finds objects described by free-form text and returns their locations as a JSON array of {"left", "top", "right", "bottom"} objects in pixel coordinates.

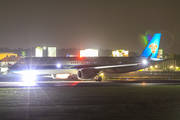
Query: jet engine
[{"left": 77, "top": 69, "right": 98, "bottom": 80}]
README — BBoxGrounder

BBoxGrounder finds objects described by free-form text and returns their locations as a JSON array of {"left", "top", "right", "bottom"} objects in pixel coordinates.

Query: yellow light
[
  {"left": 100, "top": 73, "right": 104, "bottom": 76},
  {"left": 176, "top": 67, "right": 178, "bottom": 69},
  {"left": 143, "top": 82, "right": 145, "bottom": 85},
  {"left": 112, "top": 49, "right": 129, "bottom": 57},
  {"left": 150, "top": 66, "right": 153, "bottom": 68},
  {"left": 155, "top": 65, "right": 158, "bottom": 68},
  {"left": 170, "top": 66, "right": 173, "bottom": 69}
]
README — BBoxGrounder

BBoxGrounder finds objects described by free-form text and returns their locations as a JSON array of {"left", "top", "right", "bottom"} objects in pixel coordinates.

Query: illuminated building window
[
  {"left": 80, "top": 49, "right": 98, "bottom": 57},
  {"left": 112, "top": 49, "right": 129, "bottom": 57}
]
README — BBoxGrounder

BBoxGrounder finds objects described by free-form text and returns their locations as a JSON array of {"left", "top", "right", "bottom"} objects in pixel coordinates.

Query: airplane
[{"left": 9, "top": 33, "right": 162, "bottom": 81}]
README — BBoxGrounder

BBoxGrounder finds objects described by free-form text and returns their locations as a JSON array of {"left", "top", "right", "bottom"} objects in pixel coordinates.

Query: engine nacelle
[{"left": 77, "top": 69, "right": 97, "bottom": 79}]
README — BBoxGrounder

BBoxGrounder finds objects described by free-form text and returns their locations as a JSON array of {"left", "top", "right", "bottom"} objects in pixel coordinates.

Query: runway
[
  {"left": 1, "top": 78, "right": 180, "bottom": 120},
  {"left": 0, "top": 78, "right": 180, "bottom": 87}
]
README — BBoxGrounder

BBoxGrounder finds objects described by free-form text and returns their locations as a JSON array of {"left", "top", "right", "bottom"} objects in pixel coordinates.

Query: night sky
[{"left": 0, "top": 0, "right": 180, "bottom": 53}]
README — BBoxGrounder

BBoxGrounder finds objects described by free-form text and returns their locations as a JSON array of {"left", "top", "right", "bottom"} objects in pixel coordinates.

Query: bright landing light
[
  {"left": 142, "top": 60, "right": 147, "bottom": 64},
  {"left": 22, "top": 71, "right": 36, "bottom": 85}
]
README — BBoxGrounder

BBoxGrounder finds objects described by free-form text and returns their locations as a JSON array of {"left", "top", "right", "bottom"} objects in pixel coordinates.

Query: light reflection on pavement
[{"left": 0, "top": 79, "right": 180, "bottom": 87}]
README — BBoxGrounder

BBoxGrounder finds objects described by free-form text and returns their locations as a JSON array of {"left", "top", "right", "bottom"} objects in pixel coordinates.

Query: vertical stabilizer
[{"left": 140, "top": 33, "right": 161, "bottom": 58}]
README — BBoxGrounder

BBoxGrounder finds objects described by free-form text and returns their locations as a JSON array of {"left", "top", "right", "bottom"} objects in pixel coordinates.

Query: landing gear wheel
[
  {"left": 94, "top": 77, "right": 102, "bottom": 82},
  {"left": 98, "top": 77, "right": 102, "bottom": 81}
]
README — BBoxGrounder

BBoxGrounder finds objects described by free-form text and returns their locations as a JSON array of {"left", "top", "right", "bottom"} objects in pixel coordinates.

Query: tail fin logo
[
  {"left": 140, "top": 33, "right": 161, "bottom": 58},
  {"left": 149, "top": 43, "right": 158, "bottom": 53}
]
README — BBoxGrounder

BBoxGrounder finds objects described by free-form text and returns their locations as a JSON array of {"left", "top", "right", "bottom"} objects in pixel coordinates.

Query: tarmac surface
[
  {"left": 1, "top": 76, "right": 180, "bottom": 120},
  {"left": 0, "top": 76, "right": 180, "bottom": 87}
]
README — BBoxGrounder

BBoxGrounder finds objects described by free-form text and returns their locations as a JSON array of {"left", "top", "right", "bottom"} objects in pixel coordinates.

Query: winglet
[{"left": 140, "top": 33, "right": 161, "bottom": 58}]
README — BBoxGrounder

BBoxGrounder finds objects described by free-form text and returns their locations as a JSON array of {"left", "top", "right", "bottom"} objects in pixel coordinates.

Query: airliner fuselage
[{"left": 9, "top": 33, "right": 162, "bottom": 81}]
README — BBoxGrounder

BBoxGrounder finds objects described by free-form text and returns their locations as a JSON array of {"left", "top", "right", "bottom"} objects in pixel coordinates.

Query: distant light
[
  {"left": 143, "top": 82, "right": 145, "bottom": 85},
  {"left": 57, "top": 64, "right": 61, "bottom": 68},
  {"left": 43, "top": 47, "right": 46, "bottom": 50},
  {"left": 80, "top": 49, "right": 98, "bottom": 57},
  {"left": 155, "top": 65, "right": 158, "bottom": 68},
  {"left": 35, "top": 47, "right": 43, "bottom": 57},
  {"left": 150, "top": 66, "right": 153, "bottom": 68},
  {"left": 48, "top": 47, "right": 56, "bottom": 57},
  {"left": 176, "top": 67, "right": 179, "bottom": 69},
  {"left": 112, "top": 49, "right": 129, "bottom": 57},
  {"left": 142, "top": 60, "right": 147, "bottom": 64}
]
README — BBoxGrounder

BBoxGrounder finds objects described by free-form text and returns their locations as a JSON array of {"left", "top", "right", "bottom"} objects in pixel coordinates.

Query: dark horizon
[{"left": 0, "top": 0, "right": 180, "bottom": 54}]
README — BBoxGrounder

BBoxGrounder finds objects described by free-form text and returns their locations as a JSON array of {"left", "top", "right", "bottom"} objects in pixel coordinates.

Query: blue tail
[{"left": 140, "top": 33, "right": 161, "bottom": 58}]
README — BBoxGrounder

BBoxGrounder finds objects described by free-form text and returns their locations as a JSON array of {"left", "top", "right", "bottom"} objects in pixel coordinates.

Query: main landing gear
[{"left": 94, "top": 75, "right": 102, "bottom": 82}]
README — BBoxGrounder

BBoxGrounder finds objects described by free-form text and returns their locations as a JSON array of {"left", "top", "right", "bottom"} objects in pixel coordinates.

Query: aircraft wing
[{"left": 92, "top": 63, "right": 140, "bottom": 69}]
